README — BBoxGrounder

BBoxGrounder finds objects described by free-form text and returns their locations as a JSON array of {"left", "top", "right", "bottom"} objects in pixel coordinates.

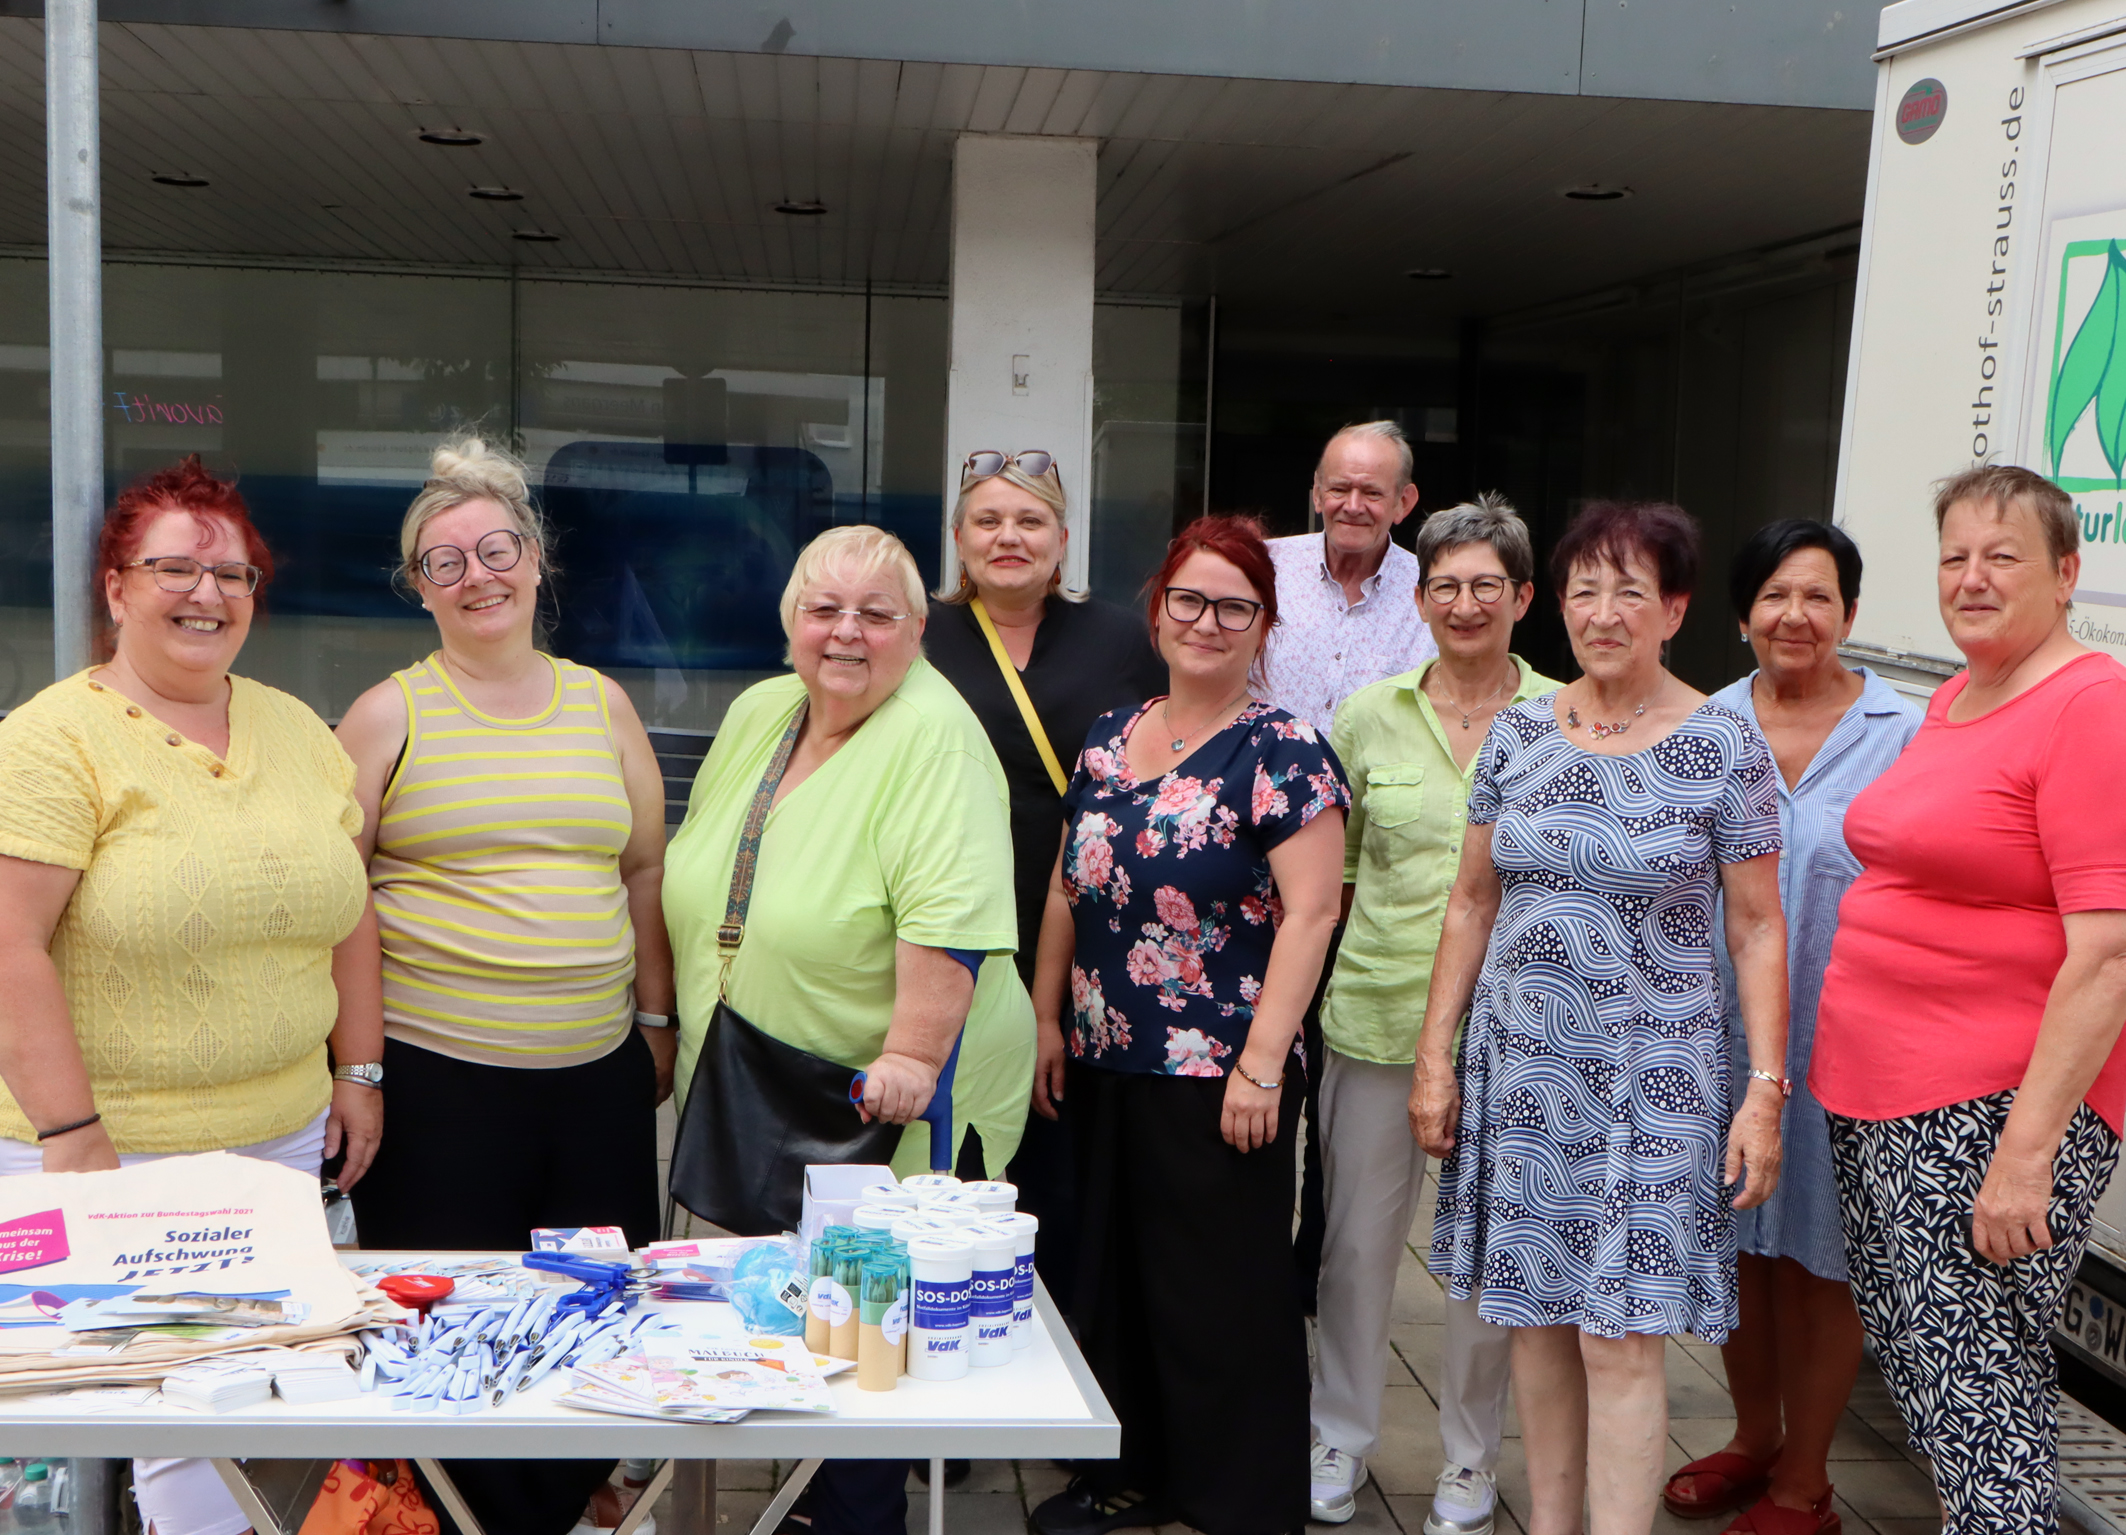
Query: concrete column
[
  {"left": 46, "top": 0, "right": 102, "bottom": 677},
  {"left": 943, "top": 134, "right": 1096, "bottom": 590}
]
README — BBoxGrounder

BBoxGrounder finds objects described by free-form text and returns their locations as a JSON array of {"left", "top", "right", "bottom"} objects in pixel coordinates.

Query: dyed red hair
[
  {"left": 1144, "top": 515, "right": 1280, "bottom": 682},
  {"left": 97, "top": 456, "right": 273, "bottom": 657}
]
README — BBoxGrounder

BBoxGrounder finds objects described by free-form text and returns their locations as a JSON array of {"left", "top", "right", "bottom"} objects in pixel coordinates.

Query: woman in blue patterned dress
[
  {"left": 1028, "top": 515, "right": 1348, "bottom": 1535},
  {"left": 1409, "top": 501, "right": 1791, "bottom": 1535},
  {"left": 1663, "top": 522, "right": 1921, "bottom": 1535}
]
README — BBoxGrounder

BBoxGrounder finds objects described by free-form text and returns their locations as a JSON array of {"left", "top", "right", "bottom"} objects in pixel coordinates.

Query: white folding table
[{"left": 0, "top": 1260, "right": 1117, "bottom": 1535}]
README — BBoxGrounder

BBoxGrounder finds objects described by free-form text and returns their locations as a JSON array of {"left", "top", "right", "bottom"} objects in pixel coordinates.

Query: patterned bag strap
[
  {"left": 716, "top": 700, "right": 808, "bottom": 995},
  {"left": 970, "top": 596, "right": 1069, "bottom": 796}
]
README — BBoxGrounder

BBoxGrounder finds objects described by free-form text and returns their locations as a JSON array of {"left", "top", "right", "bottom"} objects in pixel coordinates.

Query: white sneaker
[
  {"left": 1308, "top": 1442, "right": 1367, "bottom": 1524},
  {"left": 1423, "top": 1465, "right": 1494, "bottom": 1535}
]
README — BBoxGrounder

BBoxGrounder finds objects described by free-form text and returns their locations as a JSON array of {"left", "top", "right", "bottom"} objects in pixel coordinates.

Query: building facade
[{"left": 0, "top": 1, "right": 1882, "bottom": 722}]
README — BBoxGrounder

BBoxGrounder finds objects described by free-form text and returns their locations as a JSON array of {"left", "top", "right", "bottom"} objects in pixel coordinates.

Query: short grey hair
[
  {"left": 1415, "top": 491, "right": 1535, "bottom": 586},
  {"left": 779, "top": 524, "right": 928, "bottom": 640},
  {"left": 1932, "top": 463, "right": 2077, "bottom": 566},
  {"left": 1318, "top": 420, "right": 1414, "bottom": 489}
]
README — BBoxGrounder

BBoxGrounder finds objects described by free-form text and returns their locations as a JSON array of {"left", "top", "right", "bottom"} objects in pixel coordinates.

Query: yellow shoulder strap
[{"left": 970, "top": 598, "right": 1069, "bottom": 796}]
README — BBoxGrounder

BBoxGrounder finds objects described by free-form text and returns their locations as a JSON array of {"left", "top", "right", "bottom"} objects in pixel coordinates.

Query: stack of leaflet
[
  {"left": 271, "top": 1353, "right": 362, "bottom": 1404},
  {"left": 0, "top": 1153, "right": 394, "bottom": 1395},
  {"left": 161, "top": 1358, "right": 275, "bottom": 1412},
  {"left": 558, "top": 1336, "right": 842, "bottom": 1424}
]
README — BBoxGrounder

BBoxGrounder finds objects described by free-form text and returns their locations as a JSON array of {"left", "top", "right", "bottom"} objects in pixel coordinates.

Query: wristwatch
[{"left": 333, "top": 1062, "right": 385, "bottom": 1088}]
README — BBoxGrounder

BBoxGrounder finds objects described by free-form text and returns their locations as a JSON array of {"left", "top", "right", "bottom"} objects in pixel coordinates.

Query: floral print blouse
[{"left": 1061, "top": 699, "right": 1350, "bottom": 1077}]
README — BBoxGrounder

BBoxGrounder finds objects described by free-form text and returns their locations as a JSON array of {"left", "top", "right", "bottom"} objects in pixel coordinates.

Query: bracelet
[
  {"left": 1233, "top": 1063, "right": 1282, "bottom": 1091},
  {"left": 634, "top": 1011, "right": 676, "bottom": 1030},
  {"left": 1746, "top": 1069, "right": 1792, "bottom": 1098},
  {"left": 36, "top": 1112, "right": 102, "bottom": 1142}
]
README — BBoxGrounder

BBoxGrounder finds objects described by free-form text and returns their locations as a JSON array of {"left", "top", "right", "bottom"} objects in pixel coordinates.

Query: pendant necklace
[
  {"left": 1564, "top": 696, "right": 1649, "bottom": 740},
  {"left": 1163, "top": 691, "right": 1250, "bottom": 753},
  {"left": 1438, "top": 668, "right": 1514, "bottom": 730}
]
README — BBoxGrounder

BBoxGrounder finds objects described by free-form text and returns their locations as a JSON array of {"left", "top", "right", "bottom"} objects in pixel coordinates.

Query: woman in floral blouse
[{"left": 1029, "top": 515, "right": 1349, "bottom": 1535}]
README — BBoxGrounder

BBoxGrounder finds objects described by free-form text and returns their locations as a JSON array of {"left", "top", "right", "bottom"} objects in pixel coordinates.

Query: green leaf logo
[{"left": 2049, "top": 239, "right": 2126, "bottom": 486}]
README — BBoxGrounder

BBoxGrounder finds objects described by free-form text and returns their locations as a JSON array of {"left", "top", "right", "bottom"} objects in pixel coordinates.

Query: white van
[{"left": 1840, "top": 0, "right": 2126, "bottom": 1385}]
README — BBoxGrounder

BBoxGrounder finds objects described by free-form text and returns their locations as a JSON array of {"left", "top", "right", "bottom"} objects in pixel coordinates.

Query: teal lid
[{"left": 24, "top": 1463, "right": 48, "bottom": 1482}]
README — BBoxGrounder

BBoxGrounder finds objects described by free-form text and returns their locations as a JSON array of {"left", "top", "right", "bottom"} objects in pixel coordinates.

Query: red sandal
[
  {"left": 1661, "top": 1449, "right": 1779, "bottom": 1520},
  {"left": 1721, "top": 1489, "right": 1841, "bottom": 1535}
]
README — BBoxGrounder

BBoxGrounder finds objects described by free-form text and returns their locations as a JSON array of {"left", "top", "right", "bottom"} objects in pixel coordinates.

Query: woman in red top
[{"left": 1812, "top": 464, "right": 2126, "bottom": 1535}]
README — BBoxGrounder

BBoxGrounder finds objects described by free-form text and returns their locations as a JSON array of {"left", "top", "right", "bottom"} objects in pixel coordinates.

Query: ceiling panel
[{"left": 0, "top": 20, "right": 1869, "bottom": 331}]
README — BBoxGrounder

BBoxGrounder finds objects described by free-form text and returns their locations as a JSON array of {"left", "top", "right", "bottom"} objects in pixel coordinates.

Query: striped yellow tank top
[{"left": 370, "top": 652, "right": 636, "bottom": 1067}]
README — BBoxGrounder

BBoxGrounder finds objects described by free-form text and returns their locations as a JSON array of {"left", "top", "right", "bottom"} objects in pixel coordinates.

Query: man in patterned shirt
[
  {"left": 1265, "top": 422, "right": 1438, "bottom": 1310},
  {"left": 1262, "top": 420, "right": 1437, "bottom": 736}
]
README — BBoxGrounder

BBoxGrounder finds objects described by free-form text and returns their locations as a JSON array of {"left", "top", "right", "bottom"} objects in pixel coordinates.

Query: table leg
[
  {"left": 928, "top": 1459, "right": 945, "bottom": 1535},
  {"left": 613, "top": 1458, "right": 676, "bottom": 1535},
  {"left": 668, "top": 1459, "right": 719, "bottom": 1535},
  {"left": 412, "top": 1457, "right": 489, "bottom": 1535},
  {"left": 209, "top": 1460, "right": 285, "bottom": 1535},
  {"left": 743, "top": 1457, "right": 820, "bottom": 1535}
]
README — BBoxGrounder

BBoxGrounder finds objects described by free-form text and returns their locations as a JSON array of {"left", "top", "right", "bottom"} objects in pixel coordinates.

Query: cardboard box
[{"left": 800, "top": 1165, "right": 897, "bottom": 1244}]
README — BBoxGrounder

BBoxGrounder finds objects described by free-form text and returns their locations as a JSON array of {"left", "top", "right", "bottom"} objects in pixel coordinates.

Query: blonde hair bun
[{"left": 399, "top": 433, "right": 553, "bottom": 579}]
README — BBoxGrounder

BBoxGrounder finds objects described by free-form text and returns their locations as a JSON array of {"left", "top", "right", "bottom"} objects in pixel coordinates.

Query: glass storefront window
[{"left": 1090, "top": 300, "right": 1209, "bottom": 604}]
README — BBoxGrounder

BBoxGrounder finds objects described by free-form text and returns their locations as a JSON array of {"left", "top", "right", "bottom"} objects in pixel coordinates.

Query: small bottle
[
  {"left": 15, "top": 1461, "right": 52, "bottom": 1517},
  {"left": 804, "top": 1237, "right": 838, "bottom": 1355},
  {"left": 829, "top": 1242, "right": 867, "bottom": 1361},
  {"left": 0, "top": 1458, "right": 23, "bottom": 1510}
]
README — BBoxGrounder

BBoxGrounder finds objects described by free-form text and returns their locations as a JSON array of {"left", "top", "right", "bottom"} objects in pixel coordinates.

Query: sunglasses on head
[{"left": 961, "top": 450, "right": 1061, "bottom": 491}]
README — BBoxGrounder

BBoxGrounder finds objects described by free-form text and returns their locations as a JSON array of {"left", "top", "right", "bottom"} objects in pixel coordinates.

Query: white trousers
[
  {"left": 1309, "top": 1051, "right": 1513, "bottom": 1470},
  {"left": 1, "top": 1112, "right": 329, "bottom": 1535}
]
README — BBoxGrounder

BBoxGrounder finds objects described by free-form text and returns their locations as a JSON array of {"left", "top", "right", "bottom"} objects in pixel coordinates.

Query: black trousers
[
  {"left": 359, "top": 1031, "right": 662, "bottom": 1535},
  {"left": 1069, "top": 1060, "right": 1308, "bottom": 1535},
  {"left": 1291, "top": 922, "right": 1343, "bottom": 1314}
]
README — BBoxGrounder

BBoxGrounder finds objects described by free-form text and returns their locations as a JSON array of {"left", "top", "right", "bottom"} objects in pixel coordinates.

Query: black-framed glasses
[
  {"left": 962, "top": 449, "right": 1061, "bottom": 490},
  {"left": 1421, "top": 575, "right": 1516, "bottom": 606},
  {"left": 123, "top": 556, "right": 263, "bottom": 598},
  {"left": 418, "top": 529, "right": 526, "bottom": 586},
  {"left": 1163, "top": 586, "right": 1264, "bottom": 632}
]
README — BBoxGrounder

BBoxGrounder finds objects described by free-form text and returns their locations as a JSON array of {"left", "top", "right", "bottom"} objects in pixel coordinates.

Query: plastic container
[
  {"left": 960, "top": 1220, "right": 1018, "bottom": 1366},
  {"left": 959, "top": 1179, "right": 1018, "bottom": 1214},
  {"left": 13, "top": 1462, "right": 51, "bottom": 1519},
  {"left": 856, "top": 1256, "right": 905, "bottom": 1392},
  {"left": 849, "top": 1204, "right": 905, "bottom": 1232},
  {"left": 992, "top": 1211, "right": 1041, "bottom": 1350},
  {"left": 920, "top": 1189, "right": 988, "bottom": 1221},
  {"left": 859, "top": 1182, "right": 919, "bottom": 1211},
  {"left": 901, "top": 1174, "right": 962, "bottom": 1201},
  {"left": 805, "top": 1236, "right": 838, "bottom": 1354},
  {"left": 904, "top": 1234, "right": 975, "bottom": 1381},
  {"left": 829, "top": 1242, "right": 867, "bottom": 1360},
  {"left": 889, "top": 1213, "right": 962, "bottom": 1244}
]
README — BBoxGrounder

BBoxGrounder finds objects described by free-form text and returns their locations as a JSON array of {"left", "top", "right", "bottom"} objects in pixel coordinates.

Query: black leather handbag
[{"left": 667, "top": 702, "right": 901, "bottom": 1236}]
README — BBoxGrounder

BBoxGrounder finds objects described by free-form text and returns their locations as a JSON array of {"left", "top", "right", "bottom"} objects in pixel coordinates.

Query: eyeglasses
[
  {"left": 1421, "top": 575, "right": 1516, "bottom": 606},
  {"left": 797, "top": 603, "right": 911, "bottom": 632},
  {"left": 123, "top": 556, "right": 263, "bottom": 598},
  {"left": 1162, "top": 586, "right": 1264, "bottom": 632},
  {"left": 418, "top": 529, "right": 526, "bottom": 587},
  {"left": 962, "top": 450, "right": 1061, "bottom": 490}
]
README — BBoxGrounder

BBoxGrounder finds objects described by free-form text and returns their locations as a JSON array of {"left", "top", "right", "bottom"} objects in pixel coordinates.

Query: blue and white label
[
  {"left": 970, "top": 1265, "right": 1014, "bottom": 1318},
  {"left": 1012, "top": 1252, "right": 1035, "bottom": 1302},
  {"left": 881, "top": 1291, "right": 910, "bottom": 1344},
  {"left": 912, "top": 1275, "right": 971, "bottom": 1331},
  {"left": 919, "top": 1332, "right": 965, "bottom": 1357}
]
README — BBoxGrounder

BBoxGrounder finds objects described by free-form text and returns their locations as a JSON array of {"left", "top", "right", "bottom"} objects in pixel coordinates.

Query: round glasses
[
  {"left": 1162, "top": 586, "right": 1264, "bottom": 632},
  {"left": 418, "top": 529, "right": 525, "bottom": 587},
  {"left": 962, "top": 450, "right": 1059, "bottom": 489},
  {"left": 1421, "top": 575, "right": 1515, "bottom": 606},
  {"left": 123, "top": 556, "right": 263, "bottom": 599}
]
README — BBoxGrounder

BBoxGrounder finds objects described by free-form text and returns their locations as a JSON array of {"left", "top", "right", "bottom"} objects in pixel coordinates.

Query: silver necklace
[
  {"left": 1435, "top": 666, "right": 1515, "bottom": 730},
  {"left": 1162, "top": 692, "right": 1250, "bottom": 753},
  {"left": 1564, "top": 694, "right": 1650, "bottom": 740}
]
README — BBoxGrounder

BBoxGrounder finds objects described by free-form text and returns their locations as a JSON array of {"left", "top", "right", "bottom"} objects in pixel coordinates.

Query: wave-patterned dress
[{"left": 1428, "top": 697, "right": 1781, "bottom": 1341}]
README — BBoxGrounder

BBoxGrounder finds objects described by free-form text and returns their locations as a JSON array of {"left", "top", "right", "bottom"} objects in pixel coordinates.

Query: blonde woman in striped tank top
[{"left": 336, "top": 437, "right": 673, "bottom": 1535}]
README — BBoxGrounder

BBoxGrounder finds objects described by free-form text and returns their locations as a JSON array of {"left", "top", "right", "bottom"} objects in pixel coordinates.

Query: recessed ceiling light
[
  {"left": 773, "top": 200, "right": 829, "bottom": 216},
  {"left": 468, "top": 186, "right": 524, "bottom": 202},
  {"left": 1405, "top": 268, "right": 1453, "bottom": 280},
  {"left": 151, "top": 173, "right": 210, "bottom": 188},
  {"left": 512, "top": 228, "right": 562, "bottom": 242},
  {"left": 1562, "top": 185, "right": 1633, "bottom": 202},
  {"left": 418, "top": 128, "right": 485, "bottom": 147}
]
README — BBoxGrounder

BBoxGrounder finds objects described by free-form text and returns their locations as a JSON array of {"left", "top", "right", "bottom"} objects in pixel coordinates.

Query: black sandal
[{"left": 1032, "top": 1478, "right": 1172, "bottom": 1535}]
